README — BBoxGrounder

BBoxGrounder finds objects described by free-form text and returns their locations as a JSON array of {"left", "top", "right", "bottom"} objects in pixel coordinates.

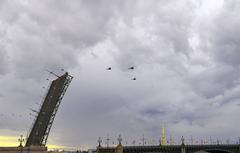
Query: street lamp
[
  {"left": 18, "top": 135, "right": 25, "bottom": 147},
  {"left": 18, "top": 135, "right": 24, "bottom": 153},
  {"left": 98, "top": 137, "right": 102, "bottom": 147}
]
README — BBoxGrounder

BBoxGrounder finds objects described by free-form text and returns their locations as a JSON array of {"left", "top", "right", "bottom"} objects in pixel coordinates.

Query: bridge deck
[{"left": 123, "top": 145, "right": 240, "bottom": 153}]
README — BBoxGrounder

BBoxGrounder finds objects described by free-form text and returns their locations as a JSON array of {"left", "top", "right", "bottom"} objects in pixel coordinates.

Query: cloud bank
[{"left": 0, "top": 0, "right": 240, "bottom": 149}]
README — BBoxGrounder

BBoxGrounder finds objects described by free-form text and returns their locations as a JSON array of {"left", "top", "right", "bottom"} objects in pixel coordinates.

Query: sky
[{"left": 0, "top": 0, "right": 240, "bottom": 150}]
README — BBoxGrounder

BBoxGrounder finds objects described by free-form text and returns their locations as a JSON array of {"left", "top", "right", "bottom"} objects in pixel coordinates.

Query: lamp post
[
  {"left": 106, "top": 134, "right": 110, "bottom": 148},
  {"left": 181, "top": 136, "right": 185, "bottom": 153},
  {"left": 117, "top": 134, "right": 122, "bottom": 145},
  {"left": 18, "top": 135, "right": 24, "bottom": 153},
  {"left": 98, "top": 137, "right": 102, "bottom": 147},
  {"left": 142, "top": 134, "right": 145, "bottom": 146}
]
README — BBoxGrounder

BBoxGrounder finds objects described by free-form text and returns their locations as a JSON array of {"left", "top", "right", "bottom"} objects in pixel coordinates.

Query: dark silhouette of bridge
[
  {"left": 26, "top": 72, "right": 73, "bottom": 146},
  {"left": 123, "top": 144, "right": 240, "bottom": 153},
  {"left": 97, "top": 139, "right": 240, "bottom": 153}
]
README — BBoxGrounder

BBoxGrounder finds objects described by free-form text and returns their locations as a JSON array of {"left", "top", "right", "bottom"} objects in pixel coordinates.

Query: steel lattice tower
[{"left": 25, "top": 72, "right": 73, "bottom": 146}]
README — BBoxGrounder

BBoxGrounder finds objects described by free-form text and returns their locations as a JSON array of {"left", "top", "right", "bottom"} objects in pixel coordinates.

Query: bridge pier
[{"left": 181, "top": 144, "right": 185, "bottom": 153}]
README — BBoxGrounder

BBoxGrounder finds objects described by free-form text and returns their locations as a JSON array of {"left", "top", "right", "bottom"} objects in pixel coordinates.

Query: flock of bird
[{"left": 106, "top": 66, "right": 136, "bottom": 80}]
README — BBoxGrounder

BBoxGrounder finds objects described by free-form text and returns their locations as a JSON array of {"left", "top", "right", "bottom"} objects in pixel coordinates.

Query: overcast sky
[{"left": 0, "top": 0, "right": 240, "bottom": 150}]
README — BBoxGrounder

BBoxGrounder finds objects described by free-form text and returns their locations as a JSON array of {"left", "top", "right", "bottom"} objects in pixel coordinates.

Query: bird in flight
[
  {"left": 106, "top": 66, "right": 137, "bottom": 80},
  {"left": 128, "top": 66, "right": 134, "bottom": 70},
  {"left": 131, "top": 77, "right": 136, "bottom": 80}
]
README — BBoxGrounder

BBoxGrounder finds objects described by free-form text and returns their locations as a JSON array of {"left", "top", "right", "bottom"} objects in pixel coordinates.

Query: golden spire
[{"left": 161, "top": 124, "right": 165, "bottom": 145}]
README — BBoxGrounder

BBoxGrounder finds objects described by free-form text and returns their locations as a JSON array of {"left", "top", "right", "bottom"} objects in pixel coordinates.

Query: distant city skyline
[{"left": 0, "top": 0, "right": 240, "bottom": 150}]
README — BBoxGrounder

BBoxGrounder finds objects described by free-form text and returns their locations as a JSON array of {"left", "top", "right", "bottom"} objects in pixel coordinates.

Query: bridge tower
[{"left": 25, "top": 72, "right": 73, "bottom": 146}]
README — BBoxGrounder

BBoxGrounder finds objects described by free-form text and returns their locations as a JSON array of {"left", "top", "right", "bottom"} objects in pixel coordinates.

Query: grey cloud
[
  {"left": 141, "top": 109, "right": 166, "bottom": 117},
  {"left": 196, "top": 1, "right": 240, "bottom": 67},
  {"left": 0, "top": 0, "right": 123, "bottom": 79},
  {"left": 211, "top": 1, "right": 240, "bottom": 66},
  {"left": 191, "top": 1, "right": 240, "bottom": 101},
  {"left": 26, "top": 0, "right": 122, "bottom": 48},
  {"left": 0, "top": 0, "right": 24, "bottom": 24},
  {"left": 0, "top": 21, "right": 8, "bottom": 75},
  {"left": 1, "top": 0, "right": 240, "bottom": 149},
  {"left": 188, "top": 65, "right": 240, "bottom": 99},
  {"left": 51, "top": 0, "right": 240, "bottom": 147},
  {"left": 109, "top": 0, "right": 194, "bottom": 70},
  {"left": 0, "top": 51, "right": 8, "bottom": 75}
]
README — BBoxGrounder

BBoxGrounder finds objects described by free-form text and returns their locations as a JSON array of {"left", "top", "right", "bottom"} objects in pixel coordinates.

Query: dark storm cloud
[
  {"left": 193, "top": 0, "right": 240, "bottom": 100},
  {"left": 141, "top": 109, "right": 166, "bottom": 117},
  {"left": 188, "top": 65, "right": 240, "bottom": 98},
  {"left": 0, "top": 18, "right": 8, "bottom": 75},
  {"left": 109, "top": 0, "right": 194, "bottom": 70},
  {"left": 26, "top": 0, "right": 121, "bottom": 47},
  {"left": 0, "top": 0, "right": 123, "bottom": 79},
  {"left": 210, "top": 1, "right": 240, "bottom": 66},
  {"left": 0, "top": 0, "right": 78, "bottom": 78},
  {"left": 1, "top": 0, "right": 240, "bottom": 149},
  {"left": 0, "top": 51, "right": 8, "bottom": 75}
]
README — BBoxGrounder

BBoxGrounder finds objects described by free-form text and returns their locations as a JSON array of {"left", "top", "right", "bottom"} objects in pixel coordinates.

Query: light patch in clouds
[{"left": 0, "top": 136, "right": 19, "bottom": 147}]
